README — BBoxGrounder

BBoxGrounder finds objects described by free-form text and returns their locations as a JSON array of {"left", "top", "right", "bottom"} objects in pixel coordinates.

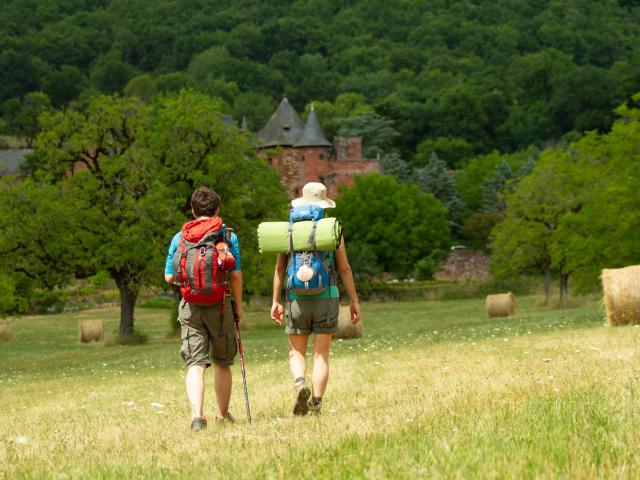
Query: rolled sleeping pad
[{"left": 257, "top": 218, "right": 342, "bottom": 253}]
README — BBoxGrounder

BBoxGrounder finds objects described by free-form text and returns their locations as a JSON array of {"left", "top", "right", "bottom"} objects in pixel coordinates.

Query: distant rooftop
[
  {"left": 0, "top": 149, "right": 32, "bottom": 176},
  {"left": 256, "top": 97, "right": 331, "bottom": 149},
  {"left": 294, "top": 106, "right": 332, "bottom": 148}
]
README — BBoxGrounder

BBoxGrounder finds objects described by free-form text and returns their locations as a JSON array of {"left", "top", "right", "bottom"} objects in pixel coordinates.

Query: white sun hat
[{"left": 291, "top": 182, "right": 336, "bottom": 209}]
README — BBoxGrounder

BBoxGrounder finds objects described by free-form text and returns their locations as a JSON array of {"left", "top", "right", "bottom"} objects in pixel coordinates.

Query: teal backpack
[{"left": 286, "top": 205, "right": 334, "bottom": 296}]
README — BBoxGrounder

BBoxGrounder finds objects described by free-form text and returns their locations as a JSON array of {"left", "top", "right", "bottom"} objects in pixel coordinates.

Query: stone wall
[{"left": 434, "top": 250, "right": 491, "bottom": 281}]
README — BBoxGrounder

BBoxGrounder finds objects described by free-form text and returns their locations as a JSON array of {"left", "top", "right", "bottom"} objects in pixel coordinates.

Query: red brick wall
[{"left": 258, "top": 142, "right": 379, "bottom": 199}]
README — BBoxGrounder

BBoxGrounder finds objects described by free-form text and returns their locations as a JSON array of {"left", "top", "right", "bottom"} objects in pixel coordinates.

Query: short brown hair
[{"left": 191, "top": 187, "right": 221, "bottom": 217}]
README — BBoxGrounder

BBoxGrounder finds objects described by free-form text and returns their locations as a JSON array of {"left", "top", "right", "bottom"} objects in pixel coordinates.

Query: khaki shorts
[
  {"left": 178, "top": 296, "right": 237, "bottom": 367},
  {"left": 285, "top": 297, "right": 339, "bottom": 335}
]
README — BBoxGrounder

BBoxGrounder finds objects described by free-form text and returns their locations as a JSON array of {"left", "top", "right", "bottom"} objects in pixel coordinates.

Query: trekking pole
[{"left": 231, "top": 299, "right": 252, "bottom": 424}]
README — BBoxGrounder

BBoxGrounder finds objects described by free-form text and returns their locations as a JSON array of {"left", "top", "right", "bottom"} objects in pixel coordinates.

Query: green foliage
[
  {"left": 124, "top": 74, "right": 156, "bottom": 102},
  {"left": 18, "top": 90, "right": 287, "bottom": 334},
  {"left": 455, "top": 149, "right": 536, "bottom": 218},
  {"left": 335, "top": 173, "right": 450, "bottom": 277},
  {"left": 379, "top": 152, "right": 412, "bottom": 183},
  {"left": 461, "top": 212, "right": 503, "bottom": 251},
  {"left": 1, "top": 92, "right": 52, "bottom": 147},
  {"left": 481, "top": 160, "right": 513, "bottom": 213},
  {"left": 413, "top": 250, "right": 446, "bottom": 281},
  {"left": 1, "top": 0, "right": 640, "bottom": 156},
  {"left": 155, "top": 72, "right": 194, "bottom": 94},
  {"left": 338, "top": 112, "right": 399, "bottom": 159},
  {"left": 415, "top": 152, "right": 464, "bottom": 226},
  {"left": 90, "top": 51, "right": 137, "bottom": 93},
  {"left": 554, "top": 94, "right": 640, "bottom": 290},
  {"left": 414, "top": 137, "right": 474, "bottom": 169},
  {"left": 304, "top": 92, "right": 372, "bottom": 140},
  {"left": 492, "top": 94, "right": 640, "bottom": 292},
  {"left": 490, "top": 146, "right": 583, "bottom": 286}
]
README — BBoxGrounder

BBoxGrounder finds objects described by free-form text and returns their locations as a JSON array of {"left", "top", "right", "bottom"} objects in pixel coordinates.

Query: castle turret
[
  {"left": 256, "top": 96, "right": 304, "bottom": 148},
  {"left": 294, "top": 106, "right": 332, "bottom": 148}
]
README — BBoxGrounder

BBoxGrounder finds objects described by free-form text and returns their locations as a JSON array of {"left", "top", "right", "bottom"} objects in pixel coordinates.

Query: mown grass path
[{"left": 2, "top": 296, "right": 639, "bottom": 479}]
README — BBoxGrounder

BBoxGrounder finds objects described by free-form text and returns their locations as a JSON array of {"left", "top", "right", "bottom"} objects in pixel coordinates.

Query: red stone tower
[{"left": 255, "top": 97, "right": 379, "bottom": 198}]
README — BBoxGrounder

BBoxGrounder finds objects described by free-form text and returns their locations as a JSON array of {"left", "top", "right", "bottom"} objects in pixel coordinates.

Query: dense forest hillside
[{"left": 2, "top": 0, "right": 640, "bottom": 159}]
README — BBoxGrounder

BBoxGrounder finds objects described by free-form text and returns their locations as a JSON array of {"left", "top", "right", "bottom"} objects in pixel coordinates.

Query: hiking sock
[
  {"left": 311, "top": 396, "right": 322, "bottom": 406},
  {"left": 294, "top": 377, "right": 306, "bottom": 387}
]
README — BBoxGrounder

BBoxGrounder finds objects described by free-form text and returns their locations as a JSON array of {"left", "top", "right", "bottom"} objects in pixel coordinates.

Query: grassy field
[{"left": 1, "top": 295, "right": 640, "bottom": 479}]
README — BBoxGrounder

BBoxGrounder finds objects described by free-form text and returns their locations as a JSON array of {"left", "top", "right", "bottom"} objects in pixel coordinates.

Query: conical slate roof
[
  {"left": 294, "top": 106, "right": 332, "bottom": 147},
  {"left": 256, "top": 97, "right": 305, "bottom": 148}
]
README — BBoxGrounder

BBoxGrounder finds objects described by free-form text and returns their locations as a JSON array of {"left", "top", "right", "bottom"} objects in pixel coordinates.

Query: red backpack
[{"left": 172, "top": 217, "right": 236, "bottom": 305}]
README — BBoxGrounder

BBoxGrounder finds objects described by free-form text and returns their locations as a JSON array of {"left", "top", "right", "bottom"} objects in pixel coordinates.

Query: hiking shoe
[
  {"left": 215, "top": 412, "right": 236, "bottom": 425},
  {"left": 307, "top": 400, "right": 322, "bottom": 414},
  {"left": 191, "top": 417, "right": 207, "bottom": 432},
  {"left": 293, "top": 384, "right": 311, "bottom": 416}
]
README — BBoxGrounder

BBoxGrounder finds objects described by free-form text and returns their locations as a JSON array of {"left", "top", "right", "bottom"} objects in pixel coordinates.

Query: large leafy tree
[
  {"left": 335, "top": 173, "right": 450, "bottom": 277},
  {"left": 554, "top": 95, "right": 640, "bottom": 289},
  {"left": 23, "top": 91, "right": 287, "bottom": 335}
]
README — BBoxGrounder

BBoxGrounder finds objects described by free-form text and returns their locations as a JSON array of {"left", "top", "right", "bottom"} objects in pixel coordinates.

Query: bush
[
  {"left": 30, "top": 289, "right": 66, "bottom": 314},
  {"left": 414, "top": 249, "right": 446, "bottom": 280}
]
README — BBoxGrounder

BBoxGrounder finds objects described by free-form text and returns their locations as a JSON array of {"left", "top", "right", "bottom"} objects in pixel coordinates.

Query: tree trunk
[
  {"left": 113, "top": 273, "right": 139, "bottom": 336},
  {"left": 559, "top": 271, "right": 569, "bottom": 308},
  {"left": 544, "top": 268, "right": 552, "bottom": 305}
]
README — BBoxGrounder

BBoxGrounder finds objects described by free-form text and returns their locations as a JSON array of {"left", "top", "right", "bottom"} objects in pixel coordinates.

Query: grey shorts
[
  {"left": 285, "top": 297, "right": 339, "bottom": 335},
  {"left": 178, "top": 296, "right": 237, "bottom": 367}
]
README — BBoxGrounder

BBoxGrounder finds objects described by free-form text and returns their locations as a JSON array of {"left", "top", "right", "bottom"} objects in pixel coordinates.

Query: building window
[
  {"left": 267, "top": 157, "right": 273, "bottom": 166},
  {"left": 319, "top": 154, "right": 325, "bottom": 160}
]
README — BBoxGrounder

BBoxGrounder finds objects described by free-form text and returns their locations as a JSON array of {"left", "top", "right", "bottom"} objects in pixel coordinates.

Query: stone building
[{"left": 255, "top": 97, "right": 379, "bottom": 198}]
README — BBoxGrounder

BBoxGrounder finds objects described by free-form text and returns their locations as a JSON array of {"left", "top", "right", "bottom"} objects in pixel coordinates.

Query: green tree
[
  {"left": 335, "top": 173, "right": 450, "bottom": 277},
  {"left": 305, "top": 92, "right": 372, "bottom": 140},
  {"left": 416, "top": 152, "right": 464, "bottom": 227},
  {"left": 379, "top": 152, "right": 412, "bottom": 183},
  {"left": 554, "top": 94, "right": 640, "bottom": 290},
  {"left": 29, "top": 91, "right": 287, "bottom": 335},
  {"left": 2, "top": 92, "right": 52, "bottom": 147},
  {"left": 414, "top": 137, "right": 474, "bottom": 169},
  {"left": 155, "top": 72, "right": 194, "bottom": 94},
  {"left": 338, "top": 112, "right": 399, "bottom": 159},
  {"left": 90, "top": 52, "right": 137, "bottom": 93},
  {"left": 124, "top": 74, "right": 157, "bottom": 103},
  {"left": 481, "top": 161, "right": 514, "bottom": 213},
  {"left": 491, "top": 149, "right": 582, "bottom": 305},
  {"left": 44, "top": 66, "right": 87, "bottom": 108}
]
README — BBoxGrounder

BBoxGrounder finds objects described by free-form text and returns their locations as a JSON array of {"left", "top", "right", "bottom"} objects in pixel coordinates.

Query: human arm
[
  {"left": 227, "top": 232, "right": 243, "bottom": 320},
  {"left": 164, "top": 232, "right": 181, "bottom": 284},
  {"left": 335, "top": 237, "right": 361, "bottom": 324},
  {"left": 270, "top": 253, "right": 288, "bottom": 325},
  {"left": 229, "top": 270, "right": 243, "bottom": 321}
]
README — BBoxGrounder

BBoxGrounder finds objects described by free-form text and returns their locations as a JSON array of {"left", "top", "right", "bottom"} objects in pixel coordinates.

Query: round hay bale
[
  {"left": 601, "top": 265, "right": 640, "bottom": 326},
  {"left": 335, "top": 305, "right": 363, "bottom": 339},
  {"left": 0, "top": 324, "right": 15, "bottom": 342},
  {"left": 485, "top": 292, "right": 517, "bottom": 317},
  {"left": 79, "top": 319, "right": 104, "bottom": 343}
]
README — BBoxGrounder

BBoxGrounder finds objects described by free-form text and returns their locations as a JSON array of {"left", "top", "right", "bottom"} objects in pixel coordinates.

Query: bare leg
[
  {"left": 288, "top": 334, "right": 309, "bottom": 380},
  {"left": 214, "top": 365, "right": 232, "bottom": 418},
  {"left": 186, "top": 364, "right": 207, "bottom": 419},
  {"left": 312, "top": 333, "right": 333, "bottom": 398},
  {"left": 289, "top": 334, "right": 311, "bottom": 415}
]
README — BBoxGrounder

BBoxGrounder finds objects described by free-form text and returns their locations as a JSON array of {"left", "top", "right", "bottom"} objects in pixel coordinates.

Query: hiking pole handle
[{"left": 231, "top": 299, "right": 252, "bottom": 424}]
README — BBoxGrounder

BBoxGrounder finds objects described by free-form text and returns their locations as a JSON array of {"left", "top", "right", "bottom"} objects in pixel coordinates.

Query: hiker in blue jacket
[
  {"left": 270, "top": 182, "right": 361, "bottom": 415},
  {"left": 165, "top": 187, "right": 243, "bottom": 431}
]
